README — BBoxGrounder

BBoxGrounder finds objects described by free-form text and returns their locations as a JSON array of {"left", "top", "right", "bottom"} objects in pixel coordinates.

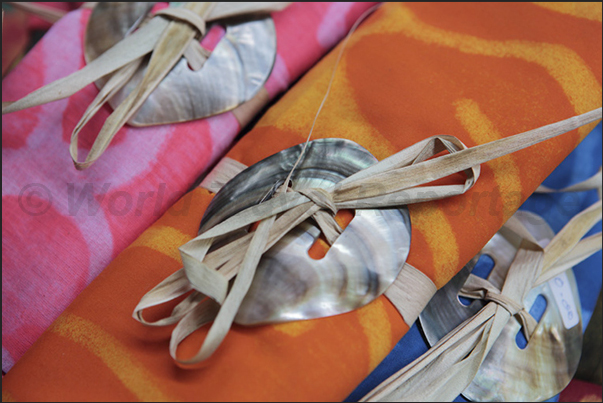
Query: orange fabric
[{"left": 2, "top": 3, "right": 602, "bottom": 401}]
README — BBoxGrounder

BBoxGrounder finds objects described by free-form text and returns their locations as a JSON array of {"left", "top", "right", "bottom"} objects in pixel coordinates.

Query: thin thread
[
  {"left": 125, "top": 10, "right": 147, "bottom": 37},
  {"left": 279, "top": 3, "right": 382, "bottom": 194}
]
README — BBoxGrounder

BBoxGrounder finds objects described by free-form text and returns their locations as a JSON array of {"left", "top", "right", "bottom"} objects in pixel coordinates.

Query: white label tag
[{"left": 548, "top": 272, "right": 580, "bottom": 329}]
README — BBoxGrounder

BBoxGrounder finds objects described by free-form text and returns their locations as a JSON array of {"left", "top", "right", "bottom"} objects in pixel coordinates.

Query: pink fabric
[
  {"left": 1, "top": 2, "right": 377, "bottom": 373},
  {"left": 27, "top": 3, "right": 82, "bottom": 31}
]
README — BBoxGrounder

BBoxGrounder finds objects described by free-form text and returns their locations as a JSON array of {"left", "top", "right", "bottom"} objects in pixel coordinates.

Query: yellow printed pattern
[{"left": 51, "top": 314, "right": 175, "bottom": 402}]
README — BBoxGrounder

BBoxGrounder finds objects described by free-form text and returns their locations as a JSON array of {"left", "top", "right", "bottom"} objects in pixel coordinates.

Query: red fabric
[{"left": 559, "top": 379, "right": 603, "bottom": 402}]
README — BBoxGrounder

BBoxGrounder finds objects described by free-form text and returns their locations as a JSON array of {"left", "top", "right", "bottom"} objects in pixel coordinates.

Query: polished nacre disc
[
  {"left": 84, "top": 2, "right": 277, "bottom": 126},
  {"left": 419, "top": 210, "right": 582, "bottom": 402},
  {"left": 199, "top": 138, "right": 412, "bottom": 325}
]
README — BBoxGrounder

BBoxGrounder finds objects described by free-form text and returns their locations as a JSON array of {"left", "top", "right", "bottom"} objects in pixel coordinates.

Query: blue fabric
[{"left": 347, "top": 122, "right": 602, "bottom": 402}]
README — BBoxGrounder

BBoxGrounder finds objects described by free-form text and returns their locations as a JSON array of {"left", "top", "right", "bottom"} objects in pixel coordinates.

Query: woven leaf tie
[
  {"left": 155, "top": 7, "right": 209, "bottom": 36},
  {"left": 154, "top": 6, "right": 214, "bottom": 69},
  {"left": 133, "top": 108, "right": 601, "bottom": 368},
  {"left": 297, "top": 187, "right": 338, "bottom": 214},
  {"left": 67, "top": 2, "right": 219, "bottom": 170},
  {"left": 459, "top": 274, "right": 538, "bottom": 339},
  {"left": 297, "top": 187, "right": 342, "bottom": 244},
  {"left": 361, "top": 198, "right": 602, "bottom": 402},
  {"left": 1, "top": 2, "right": 290, "bottom": 169}
]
